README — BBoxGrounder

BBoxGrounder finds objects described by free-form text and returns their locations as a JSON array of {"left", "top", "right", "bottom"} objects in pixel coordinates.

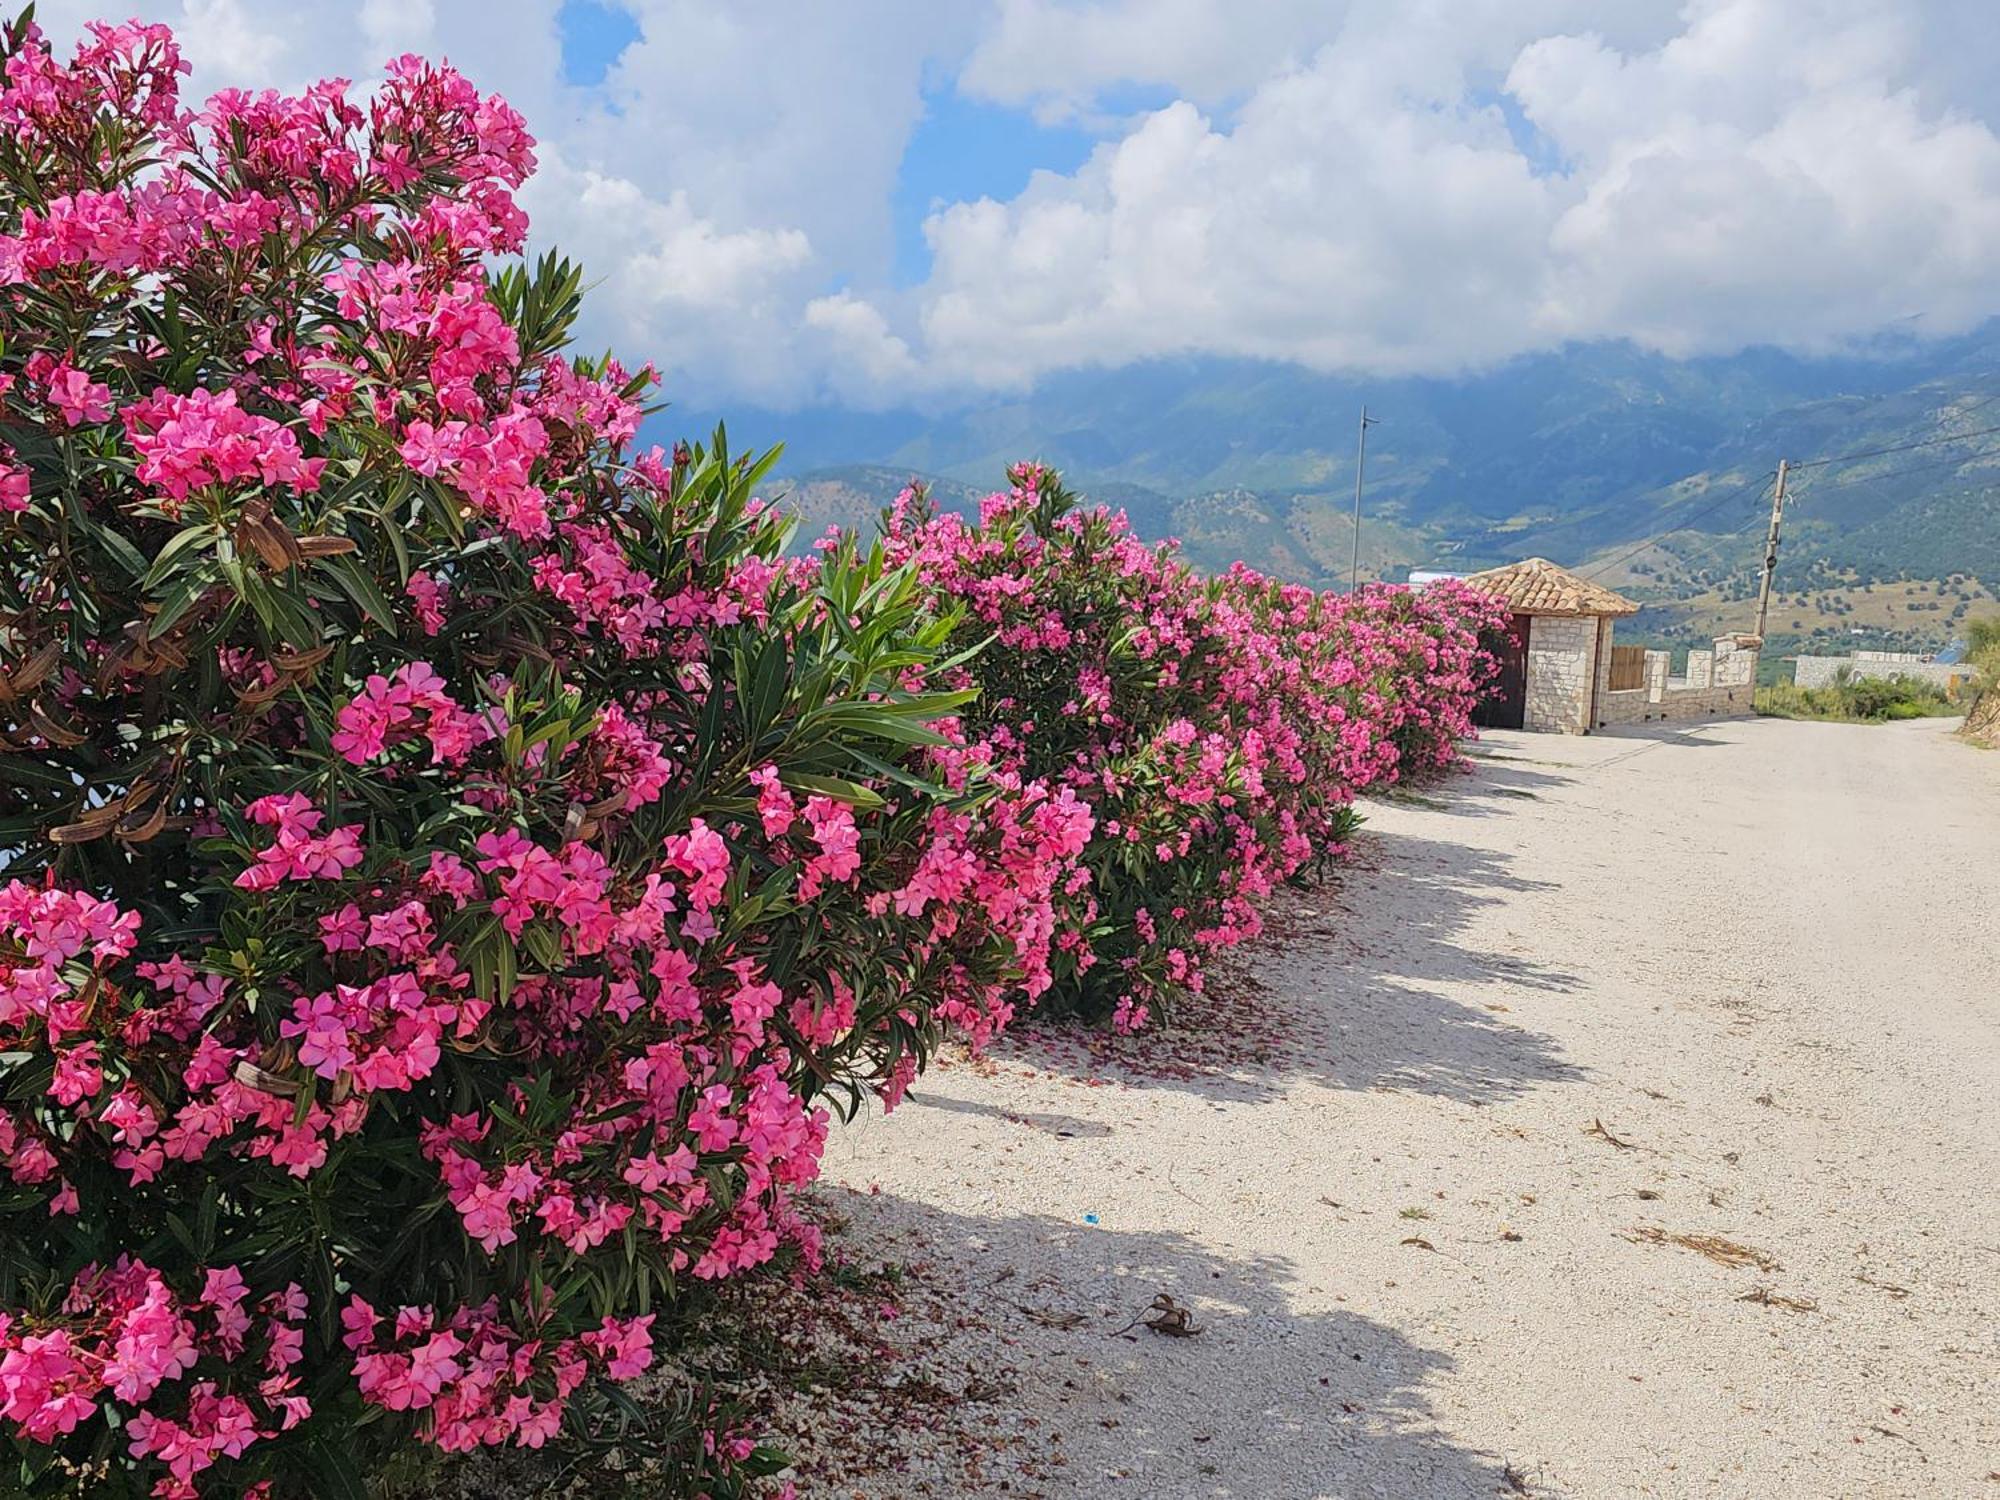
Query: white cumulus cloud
[
  {"left": 898, "top": 0, "right": 2000, "bottom": 392},
  {"left": 25, "top": 0, "right": 2000, "bottom": 406}
]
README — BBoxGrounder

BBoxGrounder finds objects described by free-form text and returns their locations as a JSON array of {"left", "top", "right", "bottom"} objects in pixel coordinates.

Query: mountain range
[{"left": 648, "top": 322, "right": 2000, "bottom": 658}]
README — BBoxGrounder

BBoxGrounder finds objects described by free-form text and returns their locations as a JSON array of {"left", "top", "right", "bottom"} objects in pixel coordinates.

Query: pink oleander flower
[
  {"left": 123, "top": 386, "right": 323, "bottom": 501},
  {"left": 42, "top": 360, "right": 113, "bottom": 427},
  {"left": 233, "top": 794, "right": 365, "bottom": 891}
]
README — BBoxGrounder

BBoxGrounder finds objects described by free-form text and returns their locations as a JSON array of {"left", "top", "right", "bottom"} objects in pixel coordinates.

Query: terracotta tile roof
[{"left": 1463, "top": 557, "right": 1640, "bottom": 617}]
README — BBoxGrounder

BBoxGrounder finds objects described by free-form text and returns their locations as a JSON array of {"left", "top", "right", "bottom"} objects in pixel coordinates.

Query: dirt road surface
[{"left": 812, "top": 717, "right": 1999, "bottom": 1499}]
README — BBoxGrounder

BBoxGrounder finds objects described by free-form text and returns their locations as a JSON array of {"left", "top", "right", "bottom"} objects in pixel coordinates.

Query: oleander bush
[
  {"left": 0, "top": 13, "right": 1499, "bottom": 1498},
  {"left": 0, "top": 16, "right": 1088, "bottom": 1497},
  {"left": 879, "top": 470, "right": 1503, "bottom": 1028}
]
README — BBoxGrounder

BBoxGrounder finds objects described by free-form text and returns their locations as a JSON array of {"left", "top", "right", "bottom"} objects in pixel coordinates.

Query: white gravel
[{"left": 813, "top": 716, "right": 2000, "bottom": 1498}]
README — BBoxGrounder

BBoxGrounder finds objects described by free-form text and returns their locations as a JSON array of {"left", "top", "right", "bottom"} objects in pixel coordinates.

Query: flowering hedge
[
  {"left": 0, "top": 14, "right": 1498, "bottom": 1499},
  {"left": 0, "top": 17, "right": 1097, "bottom": 1497},
  {"left": 882, "top": 470, "right": 1504, "bottom": 1028}
]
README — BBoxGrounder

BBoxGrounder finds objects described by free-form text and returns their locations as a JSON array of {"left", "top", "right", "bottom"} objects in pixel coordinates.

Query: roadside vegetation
[
  {"left": 1968, "top": 617, "right": 2000, "bottom": 681},
  {"left": 1756, "top": 672, "right": 1961, "bottom": 723},
  {"left": 1962, "top": 617, "right": 2000, "bottom": 744}
]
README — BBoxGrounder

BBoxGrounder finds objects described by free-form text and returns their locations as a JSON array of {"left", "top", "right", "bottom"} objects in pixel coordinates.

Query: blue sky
[
  {"left": 558, "top": 0, "right": 640, "bottom": 88},
  {"left": 889, "top": 87, "right": 1099, "bottom": 286},
  {"left": 555, "top": 0, "right": 1113, "bottom": 289}
]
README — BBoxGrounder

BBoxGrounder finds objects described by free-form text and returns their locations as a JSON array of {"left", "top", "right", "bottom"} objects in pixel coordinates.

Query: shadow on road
[
  {"left": 818, "top": 1184, "right": 1522, "bottom": 1500},
  {"left": 905, "top": 1094, "right": 1115, "bottom": 1139},
  {"left": 1002, "top": 814, "right": 1585, "bottom": 1108},
  {"left": 1382, "top": 753, "right": 1577, "bottom": 818}
]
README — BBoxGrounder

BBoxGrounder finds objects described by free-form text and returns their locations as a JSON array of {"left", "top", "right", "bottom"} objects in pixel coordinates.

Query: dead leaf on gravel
[
  {"left": 1110, "top": 1293, "right": 1201, "bottom": 1339},
  {"left": 1586, "top": 1118, "right": 1636, "bottom": 1149},
  {"left": 1738, "top": 1286, "right": 1818, "bottom": 1313},
  {"left": 1626, "top": 1226, "right": 1781, "bottom": 1272},
  {"left": 1142, "top": 1294, "right": 1200, "bottom": 1338}
]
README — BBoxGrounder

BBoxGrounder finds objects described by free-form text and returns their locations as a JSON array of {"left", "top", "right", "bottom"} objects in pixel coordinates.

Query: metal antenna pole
[{"left": 1350, "top": 406, "right": 1378, "bottom": 592}]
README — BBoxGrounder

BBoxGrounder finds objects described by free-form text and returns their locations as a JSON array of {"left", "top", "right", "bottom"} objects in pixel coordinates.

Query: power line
[
  {"left": 1744, "top": 402, "right": 2000, "bottom": 626},
  {"left": 1782, "top": 446, "right": 1997, "bottom": 500},
  {"left": 1649, "top": 509, "right": 1770, "bottom": 583},
  {"left": 1788, "top": 419, "right": 2000, "bottom": 471},
  {"left": 1579, "top": 471, "right": 1775, "bottom": 581},
  {"left": 1579, "top": 390, "right": 2000, "bottom": 625}
]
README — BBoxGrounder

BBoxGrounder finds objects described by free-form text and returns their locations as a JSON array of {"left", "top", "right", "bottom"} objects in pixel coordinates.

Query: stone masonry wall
[
  {"left": 1793, "top": 654, "right": 1846, "bottom": 689},
  {"left": 1525, "top": 614, "right": 1597, "bottom": 733},
  {"left": 1593, "top": 633, "right": 1759, "bottom": 730},
  {"left": 1793, "top": 652, "right": 1976, "bottom": 693}
]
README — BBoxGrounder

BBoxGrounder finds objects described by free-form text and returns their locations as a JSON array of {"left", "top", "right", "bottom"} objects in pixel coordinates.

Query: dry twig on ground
[{"left": 1625, "top": 1225, "right": 1781, "bottom": 1271}]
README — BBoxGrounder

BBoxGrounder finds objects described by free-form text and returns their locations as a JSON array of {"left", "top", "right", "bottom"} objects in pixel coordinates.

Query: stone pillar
[
  {"left": 1713, "top": 636, "right": 1757, "bottom": 687},
  {"left": 1524, "top": 615, "right": 1596, "bottom": 733},
  {"left": 1644, "top": 650, "right": 1670, "bottom": 703}
]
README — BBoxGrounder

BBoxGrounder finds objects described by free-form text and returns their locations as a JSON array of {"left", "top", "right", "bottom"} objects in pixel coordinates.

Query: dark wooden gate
[{"left": 1474, "top": 612, "right": 1530, "bottom": 730}]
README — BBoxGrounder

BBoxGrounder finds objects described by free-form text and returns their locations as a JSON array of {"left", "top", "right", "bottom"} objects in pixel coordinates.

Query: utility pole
[
  {"left": 1349, "top": 406, "right": 1378, "bottom": 592},
  {"left": 1752, "top": 457, "right": 1790, "bottom": 643}
]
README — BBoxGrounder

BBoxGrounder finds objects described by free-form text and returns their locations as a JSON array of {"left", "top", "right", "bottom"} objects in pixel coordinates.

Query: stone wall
[
  {"left": 1793, "top": 651, "right": 1977, "bottom": 694},
  {"left": 1524, "top": 614, "right": 1598, "bottom": 733},
  {"left": 1593, "top": 634, "right": 1759, "bottom": 730}
]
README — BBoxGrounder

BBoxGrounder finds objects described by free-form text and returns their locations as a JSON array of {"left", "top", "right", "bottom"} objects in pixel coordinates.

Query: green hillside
[{"left": 666, "top": 324, "right": 2000, "bottom": 663}]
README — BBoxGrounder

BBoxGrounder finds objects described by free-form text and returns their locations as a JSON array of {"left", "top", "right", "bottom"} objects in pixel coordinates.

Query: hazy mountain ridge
[{"left": 655, "top": 324, "right": 2000, "bottom": 653}]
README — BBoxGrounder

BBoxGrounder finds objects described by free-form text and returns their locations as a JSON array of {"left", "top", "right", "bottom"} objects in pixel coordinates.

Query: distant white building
[{"left": 1406, "top": 568, "right": 1465, "bottom": 586}]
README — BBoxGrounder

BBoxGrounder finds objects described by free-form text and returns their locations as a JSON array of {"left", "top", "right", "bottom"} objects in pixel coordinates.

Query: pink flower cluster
[
  {"left": 342, "top": 1296, "right": 650, "bottom": 1451},
  {"left": 880, "top": 467, "right": 1503, "bottom": 1027},
  {"left": 0, "top": 1259, "right": 309, "bottom": 1498},
  {"left": 331, "top": 662, "right": 495, "bottom": 765},
  {"left": 233, "top": 793, "right": 365, "bottom": 891},
  {"left": 122, "top": 387, "right": 324, "bottom": 506}
]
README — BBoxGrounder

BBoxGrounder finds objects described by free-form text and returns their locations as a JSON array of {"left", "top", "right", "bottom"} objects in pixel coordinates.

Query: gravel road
[{"left": 813, "top": 716, "right": 2000, "bottom": 1499}]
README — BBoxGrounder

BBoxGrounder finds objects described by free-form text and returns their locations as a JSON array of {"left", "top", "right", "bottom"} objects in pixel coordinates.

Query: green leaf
[
  {"left": 147, "top": 562, "right": 219, "bottom": 639},
  {"left": 781, "top": 773, "right": 885, "bottom": 808},
  {"left": 91, "top": 521, "right": 151, "bottom": 581},
  {"left": 143, "top": 522, "right": 225, "bottom": 590},
  {"left": 839, "top": 712, "right": 951, "bottom": 747},
  {"left": 317, "top": 554, "right": 400, "bottom": 636},
  {"left": 304, "top": 1435, "right": 370, "bottom": 1500}
]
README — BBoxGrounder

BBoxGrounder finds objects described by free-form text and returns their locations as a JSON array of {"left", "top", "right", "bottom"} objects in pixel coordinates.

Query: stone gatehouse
[{"left": 1462, "top": 557, "right": 1761, "bottom": 734}]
